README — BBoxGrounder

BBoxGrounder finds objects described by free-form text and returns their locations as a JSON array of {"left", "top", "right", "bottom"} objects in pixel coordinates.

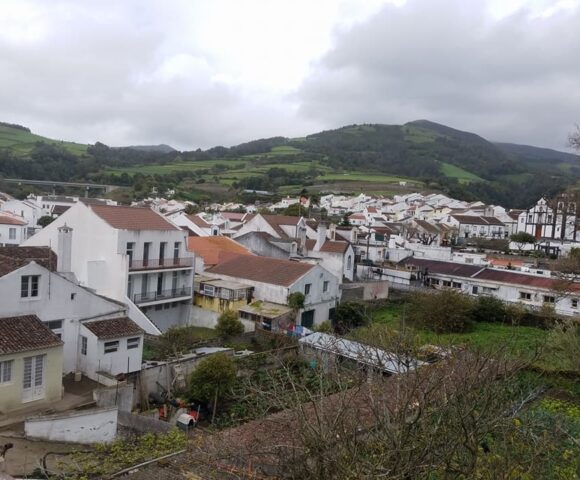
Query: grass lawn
[
  {"left": 440, "top": 162, "right": 485, "bottom": 183},
  {"left": 0, "top": 124, "right": 88, "bottom": 156},
  {"left": 318, "top": 172, "right": 420, "bottom": 184},
  {"left": 369, "top": 303, "right": 546, "bottom": 362}
]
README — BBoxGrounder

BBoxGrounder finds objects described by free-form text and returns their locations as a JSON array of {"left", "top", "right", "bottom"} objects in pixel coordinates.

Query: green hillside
[
  {"left": 0, "top": 122, "right": 87, "bottom": 156},
  {"left": 0, "top": 119, "right": 577, "bottom": 208}
]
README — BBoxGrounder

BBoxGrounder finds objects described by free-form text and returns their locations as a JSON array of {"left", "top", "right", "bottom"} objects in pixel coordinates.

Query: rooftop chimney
[
  {"left": 57, "top": 224, "right": 73, "bottom": 273},
  {"left": 314, "top": 223, "right": 327, "bottom": 251}
]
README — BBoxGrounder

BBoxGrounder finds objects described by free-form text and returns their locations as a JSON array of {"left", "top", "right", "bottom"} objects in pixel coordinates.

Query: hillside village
[{"left": 0, "top": 188, "right": 579, "bottom": 478}]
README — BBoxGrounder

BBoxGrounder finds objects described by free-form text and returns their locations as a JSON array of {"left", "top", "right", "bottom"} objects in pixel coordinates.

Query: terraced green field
[
  {"left": 0, "top": 125, "right": 88, "bottom": 156},
  {"left": 440, "top": 162, "right": 485, "bottom": 183}
]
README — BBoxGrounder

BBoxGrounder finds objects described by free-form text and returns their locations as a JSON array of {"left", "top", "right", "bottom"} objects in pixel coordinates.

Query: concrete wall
[
  {"left": 190, "top": 305, "right": 255, "bottom": 332},
  {"left": 341, "top": 281, "right": 389, "bottom": 301},
  {"left": 93, "top": 384, "right": 134, "bottom": 412},
  {"left": 25, "top": 407, "right": 118, "bottom": 444},
  {"left": 0, "top": 222, "right": 27, "bottom": 246},
  {"left": 117, "top": 411, "right": 172, "bottom": 434},
  {"left": 0, "top": 346, "right": 63, "bottom": 414}
]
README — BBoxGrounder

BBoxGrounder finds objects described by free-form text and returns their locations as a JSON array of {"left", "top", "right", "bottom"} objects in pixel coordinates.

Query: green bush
[
  {"left": 189, "top": 353, "right": 237, "bottom": 404},
  {"left": 472, "top": 295, "right": 507, "bottom": 323},
  {"left": 334, "top": 301, "right": 371, "bottom": 334},
  {"left": 408, "top": 290, "right": 474, "bottom": 333},
  {"left": 216, "top": 310, "right": 245, "bottom": 337}
]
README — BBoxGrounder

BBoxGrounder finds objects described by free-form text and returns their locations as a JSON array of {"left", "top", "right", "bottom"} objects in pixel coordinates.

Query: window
[
  {"left": 304, "top": 283, "right": 311, "bottom": 295},
  {"left": 81, "top": 336, "right": 87, "bottom": 355},
  {"left": 519, "top": 292, "right": 532, "bottom": 301},
  {"left": 9, "top": 228, "right": 16, "bottom": 240},
  {"left": 104, "top": 341, "right": 119, "bottom": 353},
  {"left": 452, "top": 282, "right": 462, "bottom": 289},
  {"left": 159, "top": 242, "right": 167, "bottom": 264},
  {"left": 482, "top": 287, "right": 496, "bottom": 294},
  {"left": 173, "top": 241, "right": 181, "bottom": 263},
  {"left": 323, "top": 281, "right": 329, "bottom": 293},
  {"left": 465, "top": 258, "right": 474, "bottom": 264},
  {"left": 127, "top": 337, "right": 140, "bottom": 349},
  {"left": 443, "top": 281, "right": 452, "bottom": 287},
  {"left": 0, "top": 360, "right": 13, "bottom": 384},
  {"left": 126, "top": 242, "right": 134, "bottom": 267},
  {"left": 143, "top": 242, "right": 151, "bottom": 266},
  {"left": 572, "top": 298, "right": 578, "bottom": 308},
  {"left": 528, "top": 215, "right": 533, "bottom": 222},
  {"left": 45, "top": 320, "right": 63, "bottom": 330},
  {"left": 472, "top": 286, "right": 479, "bottom": 295},
  {"left": 347, "top": 255, "right": 352, "bottom": 270},
  {"left": 21, "top": 275, "right": 40, "bottom": 298},
  {"left": 203, "top": 284, "right": 215, "bottom": 296},
  {"left": 543, "top": 295, "right": 555, "bottom": 304},
  {"left": 431, "top": 279, "right": 440, "bottom": 285}
]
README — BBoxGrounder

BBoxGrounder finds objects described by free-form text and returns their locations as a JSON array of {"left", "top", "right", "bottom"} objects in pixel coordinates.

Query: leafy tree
[
  {"left": 216, "top": 310, "right": 244, "bottom": 337},
  {"left": 190, "top": 354, "right": 237, "bottom": 421},
  {"left": 334, "top": 301, "right": 371, "bottom": 334},
  {"left": 510, "top": 231, "right": 537, "bottom": 252},
  {"left": 569, "top": 124, "right": 580, "bottom": 151},
  {"left": 37, "top": 215, "right": 55, "bottom": 228},
  {"left": 472, "top": 295, "right": 507, "bottom": 323},
  {"left": 282, "top": 202, "right": 303, "bottom": 217},
  {"left": 287, "top": 292, "right": 305, "bottom": 311},
  {"left": 554, "top": 247, "right": 580, "bottom": 275},
  {"left": 408, "top": 290, "right": 474, "bottom": 333},
  {"left": 545, "top": 319, "right": 580, "bottom": 373}
]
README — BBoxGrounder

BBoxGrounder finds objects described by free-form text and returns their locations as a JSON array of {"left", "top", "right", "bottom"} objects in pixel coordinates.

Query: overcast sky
[{"left": 1, "top": 0, "right": 579, "bottom": 150}]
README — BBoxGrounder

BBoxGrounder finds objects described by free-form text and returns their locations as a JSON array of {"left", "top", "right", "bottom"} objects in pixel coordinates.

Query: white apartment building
[
  {"left": 23, "top": 203, "right": 194, "bottom": 333},
  {"left": 0, "top": 212, "right": 28, "bottom": 246}
]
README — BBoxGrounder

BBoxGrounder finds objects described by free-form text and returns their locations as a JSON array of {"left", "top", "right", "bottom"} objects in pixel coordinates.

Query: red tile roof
[
  {"left": 208, "top": 254, "right": 315, "bottom": 286},
  {"left": 90, "top": 205, "right": 179, "bottom": 231},
  {"left": 260, "top": 215, "right": 301, "bottom": 238},
  {"left": 83, "top": 317, "right": 144, "bottom": 339},
  {"left": 187, "top": 236, "right": 253, "bottom": 266},
  {"left": 474, "top": 269, "right": 580, "bottom": 292},
  {"left": 0, "top": 246, "right": 57, "bottom": 277},
  {"left": 186, "top": 214, "right": 211, "bottom": 228},
  {"left": 0, "top": 213, "right": 26, "bottom": 226},
  {"left": 400, "top": 257, "right": 484, "bottom": 278},
  {"left": 0, "top": 315, "right": 62, "bottom": 354},
  {"left": 320, "top": 240, "right": 350, "bottom": 254}
]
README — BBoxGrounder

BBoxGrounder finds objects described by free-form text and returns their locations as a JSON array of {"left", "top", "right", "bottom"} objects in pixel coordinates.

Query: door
[
  {"left": 301, "top": 310, "right": 315, "bottom": 329},
  {"left": 22, "top": 354, "right": 46, "bottom": 403}
]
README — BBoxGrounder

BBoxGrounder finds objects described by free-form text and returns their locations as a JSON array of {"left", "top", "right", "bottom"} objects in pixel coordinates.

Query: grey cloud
[
  {"left": 0, "top": 0, "right": 315, "bottom": 149},
  {"left": 297, "top": 0, "right": 580, "bottom": 149}
]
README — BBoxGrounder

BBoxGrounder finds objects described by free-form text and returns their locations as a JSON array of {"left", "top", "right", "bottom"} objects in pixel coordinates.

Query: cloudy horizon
[{"left": 1, "top": 0, "right": 579, "bottom": 151}]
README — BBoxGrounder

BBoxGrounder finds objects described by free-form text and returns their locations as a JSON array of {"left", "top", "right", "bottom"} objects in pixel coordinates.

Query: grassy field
[
  {"left": 369, "top": 303, "right": 545, "bottom": 362},
  {"left": 318, "top": 172, "right": 420, "bottom": 184},
  {"left": 440, "top": 162, "right": 485, "bottom": 183},
  {"left": 0, "top": 125, "right": 88, "bottom": 156}
]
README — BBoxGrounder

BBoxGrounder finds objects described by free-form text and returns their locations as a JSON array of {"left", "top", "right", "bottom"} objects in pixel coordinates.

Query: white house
[
  {"left": 205, "top": 254, "right": 341, "bottom": 328},
  {"left": 0, "top": 212, "right": 28, "bottom": 246},
  {"left": 398, "top": 257, "right": 580, "bottom": 317},
  {"left": 444, "top": 214, "right": 507, "bottom": 241},
  {"left": 516, "top": 197, "right": 578, "bottom": 242},
  {"left": 23, "top": 203, "right": 194, "bottom": 333},
  {"left": 1, "top": 197, "right": 43, "bottom": 232},
  {"left": 0, "top": 246, "right": 144, "bottom": 384}
]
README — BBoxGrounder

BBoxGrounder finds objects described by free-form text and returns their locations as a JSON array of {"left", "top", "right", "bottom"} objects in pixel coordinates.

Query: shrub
[
  {"left": 189, "top": 353, "right": 237, "bottom": 404},
  {"left": 334, "top": 301, "right": 371, "bottom": 335},
  {"left": 472, "top": 296, "right": 506, "bottom": 323},
  {"left": 315, "top": 320, "right": 333, "bottom": 333},
  {"left": 407, "top": 290, "right": 474, "bottom": 333},
  {"left": 216, "top": 310, "right": 245, "bottom": 337}
]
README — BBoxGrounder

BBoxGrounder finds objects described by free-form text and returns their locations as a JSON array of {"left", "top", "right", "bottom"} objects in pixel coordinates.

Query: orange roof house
[{"left": 187, "top": 236, "right": 253, "bottom": 267}]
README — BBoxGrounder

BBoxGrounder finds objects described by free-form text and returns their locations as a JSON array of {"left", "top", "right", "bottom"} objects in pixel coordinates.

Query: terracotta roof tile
[
  {"left": 208, "top": 254, "right": 314, "bottom": 286},
  {"left": 187, "top": 237, "right": 253, "bottom": 266},
  {"left": 261, "top": 214, "right": 301, "bottom": 238},
  {"left": 0, "top": 213, "right": 27, "bottom": 226},
  {"left": 186, "top": 214, "right": 211, "bottom": 228},
  {"left": 0, "top": 315, "right": 62, "bottom": 354},
  {"left": 90, "top": 205, "right": 179, "bottom": 231},
  {"left": 0, "top": 246, "right": 57, "bottom": 277},
  {"left": 319, "top": 240, "right": 350, "bottom": 254},
  {"left": 83, "top": 317, "right": 144, "bottom": 339}
]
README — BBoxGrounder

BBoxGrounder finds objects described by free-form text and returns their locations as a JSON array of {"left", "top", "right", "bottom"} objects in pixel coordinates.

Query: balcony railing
[
  {"left": 129, "top": 257, "right": 194, "bottom": 271},
  {"left": 133, "top": 287, "right": 193, "bottom": 304}
]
